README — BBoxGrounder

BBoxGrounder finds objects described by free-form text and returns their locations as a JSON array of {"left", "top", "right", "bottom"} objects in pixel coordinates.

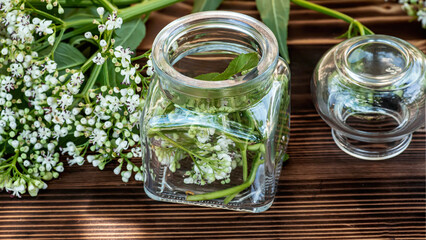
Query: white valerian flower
[
  {"left": 105, "top": 12, "right": 122, "bottom": 30},
  {"left": 67, "top": 155, "right": 85, "bottom": 166},
  {"left": 35, "top": 19, "right": 53, "bottom": 35},
  {"left": 417, "top": 10, "right": 426, "bottom": 28},
  {"left": 44, "top": 60, "right": 57, "bottom": 73},
  {"left": 8, "top": 183, "right": 25, "bottom": 198},
  {"left": 70, "top": 72, "right": 84, "bottom": 85},
  {"left": 92, "top": 52, "right": 105, "bottom": 65},
  {"left": 120, "top": 67, "right": 136, "bottom": 85},
  {"left": 114, "top": 138, "right": 129, "bottom": 153},
  {"left": 91, "top": 128, "right": 107, "bottom": 146},
  {"left": 36, "top": 152, "right": 56, "bottom": 171},
  {"left": 114, "top": 46, "right": 133, "bottom": 67},
  {"left": 131, "top": 147, "right": 143, "bottom": 157},
  {"left": 58, "top": 94, "right": 73, "bottom": 109}
]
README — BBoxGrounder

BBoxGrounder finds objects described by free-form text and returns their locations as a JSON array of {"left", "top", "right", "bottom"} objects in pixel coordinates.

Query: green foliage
[
  {"left": 54, "top": 43, "right": 87, "bottom": 70},
  {"left": 192, "top": 0, "right": 223, "bottom": 12},
  {"left": 114, "top": 18, "right": 146, "bottom": 51},
  {"left": 256, "top": 0, "right": 290, "bottom": 62},
  {"left": 195, "top": 52, "right": 259, "bottom": 81}
]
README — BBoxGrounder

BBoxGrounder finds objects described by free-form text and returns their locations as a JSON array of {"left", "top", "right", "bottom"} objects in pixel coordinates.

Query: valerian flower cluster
[
  {"left": 0, "top": 0, "right": 152, "bottom": 197},
  {"left": 0, "top": 0, "right": 71, "bottom": 197},
  {"left": 398, "top": 0, "right": 426, "bottom": 28}
]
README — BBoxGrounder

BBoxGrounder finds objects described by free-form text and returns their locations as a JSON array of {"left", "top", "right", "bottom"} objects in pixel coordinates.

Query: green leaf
[
  {"left": 194, "top": 52, "right": 259, "bottom": 81},
  {"left": 114, "top": 18, "right": 146, "bottom": 51},
  {"left": 54, "top": 43, "right": 87, "bottom": 70},
  {"left": 192, "top": 0, "right": 223, "bottom": 12},
  {"left": 256, "top": 0, "right": 290, "bottom": 62},
  {"left": 194, "top": 72, "right": 220, "bottom": 80},
  {"left": 98, "top": 59, "right": 118, "bottom": 88}
]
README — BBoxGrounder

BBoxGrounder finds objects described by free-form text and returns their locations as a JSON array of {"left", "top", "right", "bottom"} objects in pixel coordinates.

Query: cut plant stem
[
  {"left": 187, "top": 153, "right": 263, "bottom": 201},
  {"left": 290, "top": 0, "right": 374, "bottom": 35}
]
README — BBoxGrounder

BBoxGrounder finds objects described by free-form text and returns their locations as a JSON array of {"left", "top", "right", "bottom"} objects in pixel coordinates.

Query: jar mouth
[
  {"left": 151, "top": 11, "right": 279, "bottom": 97},
  {"left": 334, "top": 35, "right": 423, "bottom": 89}
]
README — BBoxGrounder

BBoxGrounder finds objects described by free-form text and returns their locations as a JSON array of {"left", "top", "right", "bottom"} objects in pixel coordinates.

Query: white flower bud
[
  {"left": 55, "top": 165, "right": 64, "bottom": 172},
  {"left": 34, "top": 143, "right": 42, "bottom": 149},
  {"left": 11, "top": 140, "right": 19, "bottom": 148},
  {"left": 48, "top": 35, "right": 55, "bottom": 45},
  {"left": 113, "top": 165, "right": 121, "bottom": 175},
  {"left": 85, "top": 107, "right": 93, "bottom": 115},
  {"left": 97, "top": 7, "right": 104, "bottom": 16},
  {"left": 1, "top": 48, "right": 8, "bottom": 55},
  {"left": 123, "top": 170, "right": 131, "bottom": 179},
  {"left": 76, "top": 125, "right": 84, "bottom": 131},
  {"left": 71, "top": 108, "right": 80, "bottom": 115},
  {"left": 47, "top": 143, "right": 55, "bottom": 151},
  {"left": 23, "top": 160, "right": 31, "bottom": 167},
  {"left": 88, "top": 118, "right": 95, "bottom": 126},
  {"left": 16, "top": 53, "right": 24, "bottom": 62},
  {"left": 87, "top": 155, "right": 95, "bottom": 163},
  {"left": 132, "top": 134, "right": 140, "bottom": 142},
  {"left": 134, "top": 172, "right": 143, "bottom": 181},
  {"left": 92, "top": 160, "right": 100, "bottom": 167},
  {"left": 100, "top": 40, "right": 107, "bottom": 47},
  {"left": 84, "top": 32, "right": 93, "bottom": 39},
  {"left": 104, "top": 121, "right": 112, "bottom": 128},
  {"left": 126, "top": 163, "right": 132, "bottom": 171}
]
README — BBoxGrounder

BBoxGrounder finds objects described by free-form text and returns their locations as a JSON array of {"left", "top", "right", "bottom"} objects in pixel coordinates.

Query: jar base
[
  {"left": 144, "top": 186, "right": 274, "bottom": 213},
  {"left": 331, "top": 130, "right": 412, "bottom": 160}
]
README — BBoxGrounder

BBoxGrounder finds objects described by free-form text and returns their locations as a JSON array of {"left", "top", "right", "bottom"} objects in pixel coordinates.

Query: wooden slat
[{"left": 1, "top": 0, "right": 425, "bottom": 239}]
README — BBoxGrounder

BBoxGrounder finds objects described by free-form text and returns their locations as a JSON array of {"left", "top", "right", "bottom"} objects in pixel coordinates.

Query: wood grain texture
[{"left": 1, "top": 0, "right": 425, "bottom": 239}]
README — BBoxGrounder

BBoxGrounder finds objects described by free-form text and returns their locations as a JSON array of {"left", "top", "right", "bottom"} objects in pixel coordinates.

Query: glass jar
[
  {"left": 312, "top": 35, "right": 425, "bottom": 160},
  {"left": 141, "top": 11, "right": 290, "bottom": 212}
]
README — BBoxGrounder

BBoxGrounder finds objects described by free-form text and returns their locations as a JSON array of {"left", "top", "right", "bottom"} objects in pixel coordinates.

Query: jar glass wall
[{"left": 141, "top": 11, "right": 290, "bottom": 212}]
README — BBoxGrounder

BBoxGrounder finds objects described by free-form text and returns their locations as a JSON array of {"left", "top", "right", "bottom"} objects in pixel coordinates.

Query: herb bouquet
[{"left": 0, "top": 0, "right": 181, "bottom": 197}]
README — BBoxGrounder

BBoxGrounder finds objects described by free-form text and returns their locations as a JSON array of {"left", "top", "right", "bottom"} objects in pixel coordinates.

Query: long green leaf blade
[
  {"left": 192, "top": 0, "right": 223, "bottom": 12},
  {"left": 256, "top": 0, "right": 290, "bottom": 62}
]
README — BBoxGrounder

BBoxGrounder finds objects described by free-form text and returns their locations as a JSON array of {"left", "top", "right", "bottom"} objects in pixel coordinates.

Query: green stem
[
  {"left": 26, "top": 3, "right": 65, "bottom": 24},
  {"left": 290, "top": 0, "right": 374, "bottom": 35},
  {"left": 156, "top": 132, "right": 209, "bottom": 161},
  {"left": 241, "top": 146, "right": 247, "bottom": 181},
  {"left": 64, "top": 19, "right": 97, "bottom": 29},
  {"left": 187, "top": 153, "right": 263, "bottom": 201},
  {"left": 97, "top": 0, "right": 118, "bottom": 12},
  {"left": 51, "top": 28, "right": 65, "bottom": 59},
  {"left": 81, "top": 64, "right": 102, "bottom": 99},
  {"left": 118, "top": 0, "right": 184, "bottom": 21}
]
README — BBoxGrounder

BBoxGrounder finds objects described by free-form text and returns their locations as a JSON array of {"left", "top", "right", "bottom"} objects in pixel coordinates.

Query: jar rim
[
  {"left": 151, "top": 11, "right": 279, "bottom": 94},
  {"left": 334, "top": 34, "right": 425, "bottom": 89}
]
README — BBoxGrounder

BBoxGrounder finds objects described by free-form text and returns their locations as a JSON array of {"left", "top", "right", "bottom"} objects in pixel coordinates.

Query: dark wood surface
[{"left": 1, "top": 0, "right": 425, "bottom": 239}]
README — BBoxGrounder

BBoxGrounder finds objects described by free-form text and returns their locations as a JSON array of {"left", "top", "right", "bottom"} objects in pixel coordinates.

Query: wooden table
[{"left": 1, "top": 0, "right": 425, "bottom": 239}]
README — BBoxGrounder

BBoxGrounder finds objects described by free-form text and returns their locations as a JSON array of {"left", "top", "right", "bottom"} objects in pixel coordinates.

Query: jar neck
[
  {"left": 334, "top": 34, "right": 425, "bottom": 90},
  {"left": 151, "top": 11, "right": 279, "bottom": 99}
]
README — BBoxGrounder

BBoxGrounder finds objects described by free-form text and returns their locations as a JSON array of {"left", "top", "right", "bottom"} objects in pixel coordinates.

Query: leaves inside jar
[{"left": 194, "top": 52, "right": 259, "bottom": 81}]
